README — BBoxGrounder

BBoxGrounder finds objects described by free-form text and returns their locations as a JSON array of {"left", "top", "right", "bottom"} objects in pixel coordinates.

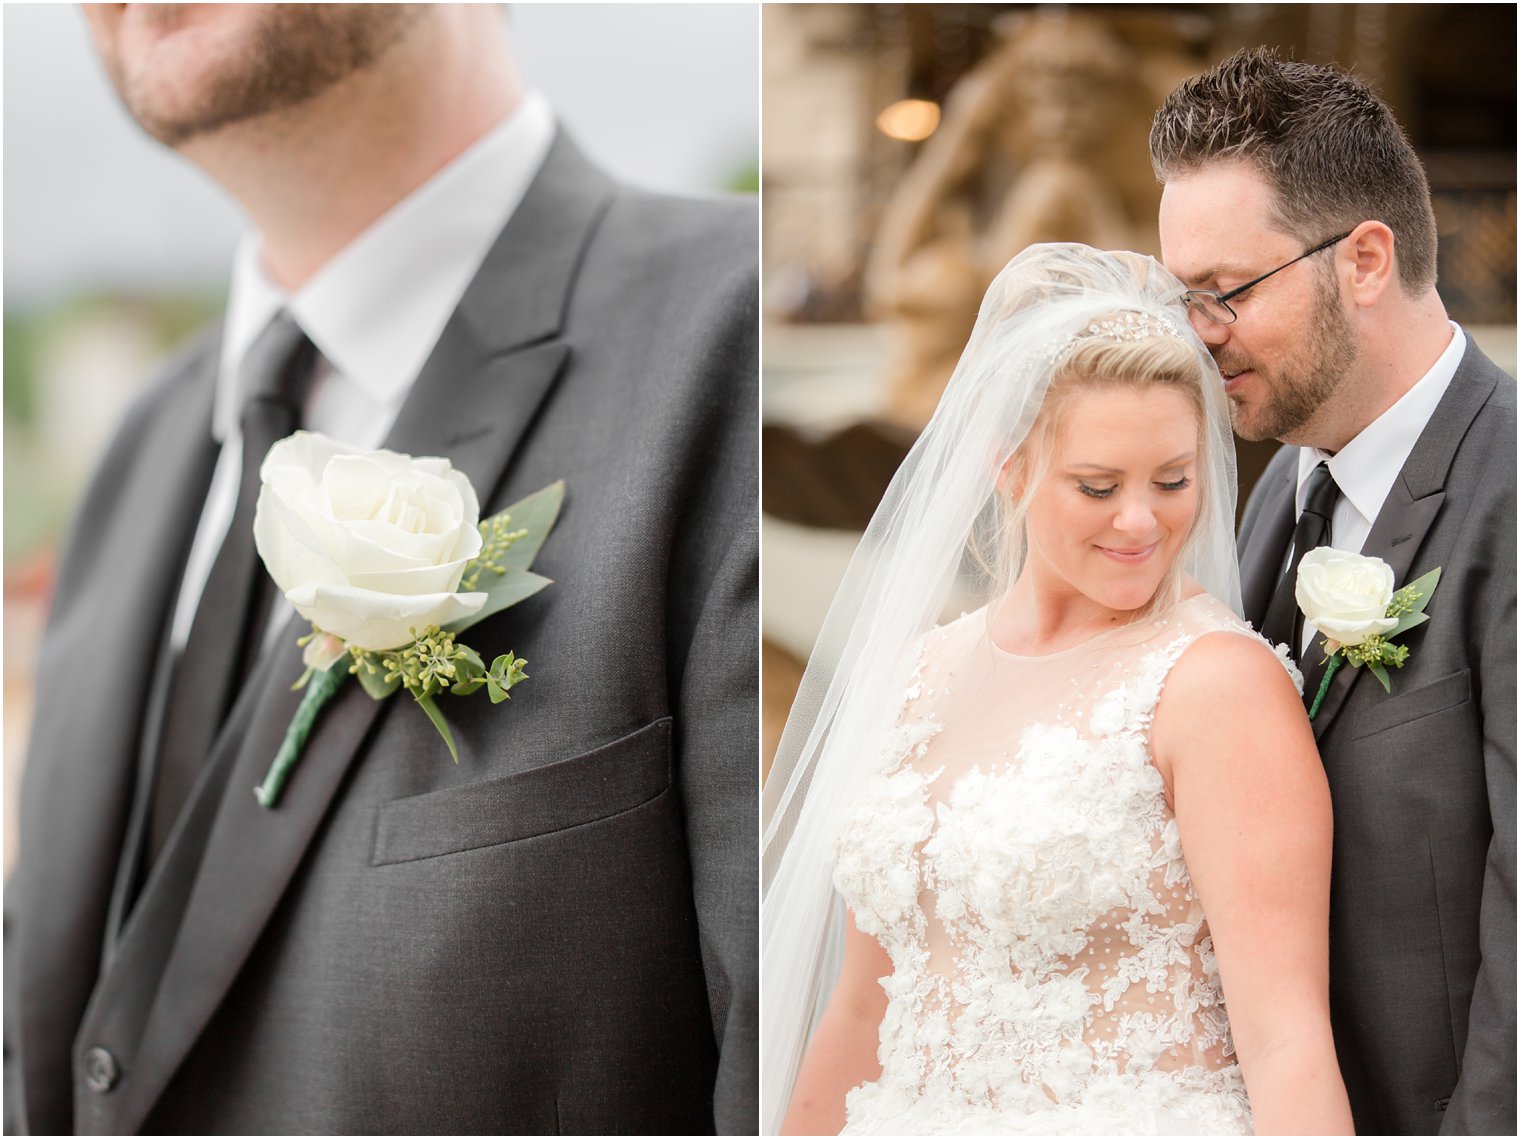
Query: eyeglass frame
[{"left": 1181, "top": 229, "right": 1355, "bottom": 325}]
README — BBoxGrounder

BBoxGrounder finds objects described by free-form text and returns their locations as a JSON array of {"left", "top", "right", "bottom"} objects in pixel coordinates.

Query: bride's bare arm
[
  {"left": 780, "top": 911, "right": 891, "bottom": 1136},
  {"left": 1152, "top": 632, "right": 1355, "bottom": 1136}
]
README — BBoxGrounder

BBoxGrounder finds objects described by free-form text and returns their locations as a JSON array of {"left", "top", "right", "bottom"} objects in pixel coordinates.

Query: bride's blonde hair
[{"left": 974, "top": 320, "right": 1213, "bottom": 618}]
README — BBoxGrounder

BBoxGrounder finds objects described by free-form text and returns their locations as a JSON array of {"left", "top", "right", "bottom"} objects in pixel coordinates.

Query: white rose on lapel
[
  {"left": 1294, "top": 547, "right": 1399, "bottom": 647},
  {"left": 252, "top": 431, "right": 488, "bottom": 651},
  {"left": 248, "top": 432, "right": 562, "bottom": 808}
]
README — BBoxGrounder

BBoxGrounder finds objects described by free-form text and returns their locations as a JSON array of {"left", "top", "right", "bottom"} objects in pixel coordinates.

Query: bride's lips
[{"left": 1095, "top": 540, "right": 1160, "bottom": 564}]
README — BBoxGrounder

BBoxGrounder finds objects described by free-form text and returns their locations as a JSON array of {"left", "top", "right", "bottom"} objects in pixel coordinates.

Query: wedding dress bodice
[{"left": 832, "top": 593, "right": 1298, "bottom": 1135}]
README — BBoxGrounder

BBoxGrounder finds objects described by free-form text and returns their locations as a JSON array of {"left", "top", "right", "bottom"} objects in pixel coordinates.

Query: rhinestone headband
[
  {"left": 1040, "top": 307, "right": 1190, "bottom": 367},
  {"left": 1069, "top": 309, "right": 1188, "bottom": 344}
]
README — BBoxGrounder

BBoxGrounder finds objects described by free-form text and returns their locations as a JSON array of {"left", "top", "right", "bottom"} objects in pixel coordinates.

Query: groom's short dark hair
[{"left": 1149, "top": 46, "right": 1438, "bottom": 294}]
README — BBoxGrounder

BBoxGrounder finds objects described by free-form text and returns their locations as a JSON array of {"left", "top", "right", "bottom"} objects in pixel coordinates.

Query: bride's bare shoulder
[{"left": 1160, "top": 621, "right": 1307, "bottom": 730}]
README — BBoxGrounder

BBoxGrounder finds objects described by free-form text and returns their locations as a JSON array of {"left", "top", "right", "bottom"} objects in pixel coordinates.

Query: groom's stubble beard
[
  {"left": 92, "top": 4, "right": 428, "bottom": 149},
  {"left": 1220, "top": 267, "right": 1359, "bottom": 444}
]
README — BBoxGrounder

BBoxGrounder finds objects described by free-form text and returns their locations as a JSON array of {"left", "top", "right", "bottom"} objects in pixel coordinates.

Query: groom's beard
[
  {"left": 1220, "top": 271, "right": 1358, "bottom": 444},
  {"left": 90, "top": 4, "right": 426, "bottom": 149}
]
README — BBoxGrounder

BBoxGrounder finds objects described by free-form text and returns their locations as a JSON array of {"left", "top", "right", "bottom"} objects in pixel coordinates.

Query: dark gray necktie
[
  {"left": 1259, "top": 462, "right": 1341, "bottom": 657},
  {"left": 147, "top": 312, "right": 315, "bottom": 867}
]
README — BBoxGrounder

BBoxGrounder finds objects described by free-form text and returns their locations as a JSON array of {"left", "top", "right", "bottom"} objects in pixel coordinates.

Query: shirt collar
[
  {"left": 1296, "top": 320, "right": 1466, "bottom": 523},
  {"left": 215, "top": 89, "right": 555, "bottom": 440}
]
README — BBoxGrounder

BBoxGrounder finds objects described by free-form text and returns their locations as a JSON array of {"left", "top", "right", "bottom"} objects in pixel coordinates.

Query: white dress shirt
[
  {"left": 1294, "top": 319, "right": 1465, "bottom": 653},
  {"left": 170, "top": 91, "right": 556, "bottom": 649}
]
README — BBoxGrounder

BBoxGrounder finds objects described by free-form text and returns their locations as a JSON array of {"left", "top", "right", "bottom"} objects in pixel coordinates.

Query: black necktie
[
  {"left": 1259, "top": 462, "right": 1341, "bottom": 658},
  {"left": 147, "top": 312, "right": 315, "bottom": 867}
]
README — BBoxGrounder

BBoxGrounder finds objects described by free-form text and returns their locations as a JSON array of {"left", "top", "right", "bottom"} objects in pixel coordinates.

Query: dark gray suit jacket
[
  {"left": 5, "top": 133, "right": 758, "bottom": 1135},
  {"left": 1238, "top": 335, "right": 1515, "bottom": 1136}
]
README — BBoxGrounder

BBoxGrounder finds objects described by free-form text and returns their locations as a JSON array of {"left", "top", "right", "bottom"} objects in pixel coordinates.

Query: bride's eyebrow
[{"left": 1066, "top": 451, "right": 1195, "bottom": 474}]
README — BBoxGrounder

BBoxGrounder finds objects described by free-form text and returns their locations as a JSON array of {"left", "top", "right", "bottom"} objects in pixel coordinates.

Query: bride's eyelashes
[{"left": 1075, "top": 475, "right": 1193, "bottom": 499}]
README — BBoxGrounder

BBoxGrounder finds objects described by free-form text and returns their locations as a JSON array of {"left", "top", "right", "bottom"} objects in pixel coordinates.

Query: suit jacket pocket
[
  {"left": 1344, "top": 669, "right": 1472, "bottom": 741},
  {"left": 371, "top": 717, "right": 672, "bottom": 865}
]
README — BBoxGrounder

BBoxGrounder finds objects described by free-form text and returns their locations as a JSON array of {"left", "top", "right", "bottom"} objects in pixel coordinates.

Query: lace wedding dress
[{"left": 832, "top": 593, "right": 1299, "bottom": 1135}]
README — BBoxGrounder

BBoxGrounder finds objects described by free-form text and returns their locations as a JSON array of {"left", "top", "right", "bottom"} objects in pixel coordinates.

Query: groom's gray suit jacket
[
  {"left": 1238, "top": 334, "right": 1515, "bottom": 1136},
  {"left": 5, "top": 133, "right": 758, "bottom": 1135}
]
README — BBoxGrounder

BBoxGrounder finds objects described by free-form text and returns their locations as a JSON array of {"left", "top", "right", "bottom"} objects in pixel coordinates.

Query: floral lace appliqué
[{"left": 831, "top": 599, "right": 1273, "bottom": 1135}]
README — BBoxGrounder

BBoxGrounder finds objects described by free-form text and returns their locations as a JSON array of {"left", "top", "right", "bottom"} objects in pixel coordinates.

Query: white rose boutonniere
[
  {"left": 1295, "top": 547, "right": 1441, "bottom": 719},
  {"left": 255, "top": 432, "right": 490, "bottom": 653},
  {"left": 250, "top": 430, "right": 564, "bottom": 807}
]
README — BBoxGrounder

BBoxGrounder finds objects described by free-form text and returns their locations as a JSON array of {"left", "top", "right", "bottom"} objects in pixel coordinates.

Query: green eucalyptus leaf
[
  {"left": 1402, "top": 566, "right": 1442, "bottom": 611},
  {"left": 355, "top": 664, "right": 402, "bottom": 701},
  {"left": 1367, "top": 661, "right": 1392, "bottom": 692},
  {"left": 446, "top": 569, "right": 552, "bottom": 634},
  {"left": 493, "top": 653, "right": 527, "bottom": 684},
  {"left": 456, "top": 644, "right": 485, "bottom": 674},
  {"left": 451, "top": 650, "right": 485, "bottom": 696},
  {"left": 416, "top": 692, "right": 460, "bottom": 763},
  {"left": 492, "top": 481, "right": 565, "bottom": 572},
  {"left": 487, "top": 677, "right": 510, "bottom": 704},
  {"left": 1384, "top": 609, "right": 1431, "bottom": 641}
]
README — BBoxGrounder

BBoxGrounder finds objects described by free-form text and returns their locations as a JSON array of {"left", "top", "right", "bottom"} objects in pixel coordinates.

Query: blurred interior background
[
  {"left": 2, "top": 3, "right": 759, "bottom": 873},
  {"left": 761, "top": 2, "right": 1517, "bottom": 776}
]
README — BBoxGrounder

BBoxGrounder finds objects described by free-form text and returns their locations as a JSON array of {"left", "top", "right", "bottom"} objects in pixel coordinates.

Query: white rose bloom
[
  {"left": 1294, "top": 547, "right": 1399, "bottom": 647},
  {"left": 253, "top": 431, "right": 488, "bottom": 651}
]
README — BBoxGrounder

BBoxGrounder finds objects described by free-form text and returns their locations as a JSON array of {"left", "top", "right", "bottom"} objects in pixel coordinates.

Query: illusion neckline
[{"left": 985, "top": 592, "right": 1211, "bottom": 661}]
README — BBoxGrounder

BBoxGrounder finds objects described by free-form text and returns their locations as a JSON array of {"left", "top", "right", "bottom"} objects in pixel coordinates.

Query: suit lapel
[
  {"left": 85, "top": 131, "right": 615, "bottom": 1135},
  {"left": 1238, "top": 454, "right": 1297, "bottom": 628},
  {"left": 16, "top": 340, "right": 218, "bottom": 1137},
  {"left": 1308, "top": 335, "right": 1498, "bottom": 740}
]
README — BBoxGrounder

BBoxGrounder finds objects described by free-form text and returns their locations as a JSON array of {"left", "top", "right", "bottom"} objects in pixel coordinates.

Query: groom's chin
[{"left": 1226, "top": 399, "right": 1272, "bottom": 444}]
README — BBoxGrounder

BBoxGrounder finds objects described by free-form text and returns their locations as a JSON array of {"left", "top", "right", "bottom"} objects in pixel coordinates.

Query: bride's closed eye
[
  {"left": 1077, "top": 476, "right": 1192, "bottom": 498},
  {"left": 1076, "top": 481, "right": 1118, "bottom": 499}
]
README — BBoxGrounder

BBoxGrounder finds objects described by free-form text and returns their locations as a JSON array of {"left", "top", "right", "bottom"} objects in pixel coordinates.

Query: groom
[
  {"left": 6, "top": 5, "right": 756, "bottom": 1135},
  {"left": 1152, "top": 48, "right": 1515, "bottom": 1135}
]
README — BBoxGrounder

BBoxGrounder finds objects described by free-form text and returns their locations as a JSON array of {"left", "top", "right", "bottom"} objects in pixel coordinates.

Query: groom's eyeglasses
[{"left": 1182, "top": 230, "right": 1355, "bottom": 325}]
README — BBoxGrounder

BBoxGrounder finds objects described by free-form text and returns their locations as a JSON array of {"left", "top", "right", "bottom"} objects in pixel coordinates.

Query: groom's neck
[
  {"left": 1344, "top": 288, "right": 1455, "bottom": 441},
  {"left": 179, "top": 8, "right": 523, "bottom": 293}
]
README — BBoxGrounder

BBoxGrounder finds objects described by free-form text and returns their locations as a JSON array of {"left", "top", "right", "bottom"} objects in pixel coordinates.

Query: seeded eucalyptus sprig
[{"left": 342, "top": 625, "right": 529, "bottom": 762}]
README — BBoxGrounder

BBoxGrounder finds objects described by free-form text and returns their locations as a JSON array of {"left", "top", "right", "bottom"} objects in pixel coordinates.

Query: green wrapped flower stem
[
  {"left": 255, "top": 662, "right": 350, "bottom": 808},
  {"left": 1307, "top": 655, "right": 1343, "bottom": 721}
]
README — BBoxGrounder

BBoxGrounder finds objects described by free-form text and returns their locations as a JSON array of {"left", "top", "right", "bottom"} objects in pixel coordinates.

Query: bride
[{"left": 762, "top": 245, "right": 1352, "bottom": 1135}]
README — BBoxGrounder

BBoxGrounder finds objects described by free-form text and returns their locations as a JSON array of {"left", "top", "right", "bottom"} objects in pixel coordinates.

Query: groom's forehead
[{"left": 1158, "top": 165, "right": 1283, "bottom": 283}]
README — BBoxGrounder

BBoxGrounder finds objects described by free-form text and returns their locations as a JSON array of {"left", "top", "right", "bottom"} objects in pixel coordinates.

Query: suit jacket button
[{"left": 82, "top": 1047, "right": 119, "bottom": 1093}]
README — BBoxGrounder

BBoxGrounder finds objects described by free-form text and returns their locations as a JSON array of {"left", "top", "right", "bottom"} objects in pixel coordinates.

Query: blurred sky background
[{"left": 2, "top": 2, "right": 759, "bottom": 871}]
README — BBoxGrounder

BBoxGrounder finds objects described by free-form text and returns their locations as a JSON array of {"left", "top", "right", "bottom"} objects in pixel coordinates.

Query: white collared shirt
[
  {"left": 170, "top": 91, "right": 556, "bottom": 649},
  {"left": 1294, "top": 319, "right": 1465, "bottom": 653}
]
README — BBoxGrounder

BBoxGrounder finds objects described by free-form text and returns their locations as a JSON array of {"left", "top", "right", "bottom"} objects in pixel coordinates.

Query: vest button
[{"left": 82, "top": 1046, "right": 119, "bottom": 1093}]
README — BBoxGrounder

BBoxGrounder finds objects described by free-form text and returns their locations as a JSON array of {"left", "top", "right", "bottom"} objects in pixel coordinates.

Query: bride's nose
[{"left": 1112, "top": 492, "right": 1157, "bottom": 537}]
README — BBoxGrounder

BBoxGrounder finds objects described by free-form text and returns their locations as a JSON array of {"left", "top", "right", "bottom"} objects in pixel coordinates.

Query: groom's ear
[{"left": 1344, "top": 221, "right": 1397, "bottom": 309}]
